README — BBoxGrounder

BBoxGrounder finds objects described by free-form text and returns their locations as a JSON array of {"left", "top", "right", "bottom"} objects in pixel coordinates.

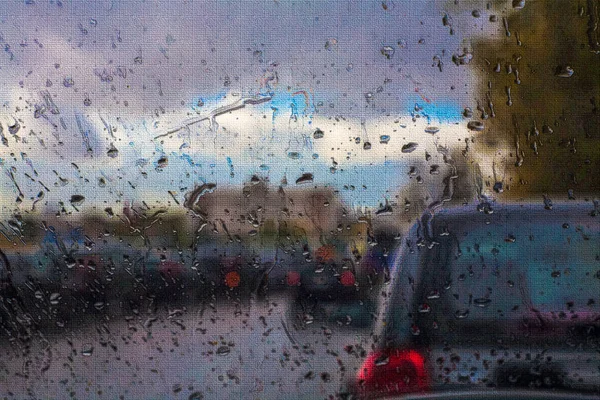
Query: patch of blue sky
[
  {"left": 188, "top": 90, "right": 229, "bottom": 113},
  {"left": 406, "top": 94, "right": 462, "bottom": 124},
  {"left": 332, "top": 161, "right": 410, "bottom": 207}
]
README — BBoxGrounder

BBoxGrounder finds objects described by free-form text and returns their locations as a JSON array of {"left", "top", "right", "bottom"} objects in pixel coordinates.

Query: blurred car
[{"left": 352, "top": 202, "right": 600, "bottom": 399}]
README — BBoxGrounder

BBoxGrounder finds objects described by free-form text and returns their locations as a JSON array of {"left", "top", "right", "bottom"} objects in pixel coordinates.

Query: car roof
[
  {"left": 416, "top": 201, "right": 598, "bottom": 238},
  {"left": 431, "top": 201, "right": 597, "bottom": 220}
]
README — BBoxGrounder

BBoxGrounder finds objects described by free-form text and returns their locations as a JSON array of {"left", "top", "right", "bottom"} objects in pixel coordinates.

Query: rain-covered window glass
[{"left": 0, "top": 1, "right": 598, "bottom": 399}]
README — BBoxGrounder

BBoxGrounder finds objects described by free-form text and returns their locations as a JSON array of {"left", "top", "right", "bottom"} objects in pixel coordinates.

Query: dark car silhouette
[{"left": 352, "top": 202, "right": 600, "bottom": 399}]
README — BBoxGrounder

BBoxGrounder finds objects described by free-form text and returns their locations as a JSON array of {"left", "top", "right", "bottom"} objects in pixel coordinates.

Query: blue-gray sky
[{"left": 0, "top": 0, "right": 498, "bottom": 210}]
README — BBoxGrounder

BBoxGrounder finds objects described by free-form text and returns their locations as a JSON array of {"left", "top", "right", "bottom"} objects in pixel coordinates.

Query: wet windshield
[{"left": 0, "top": 1, "right": 599, "bottom": 399}]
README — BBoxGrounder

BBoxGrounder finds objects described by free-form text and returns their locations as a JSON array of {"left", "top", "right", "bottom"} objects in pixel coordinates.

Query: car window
[{"left": 445, "top": 219, "right": 599, "bottom": 319}]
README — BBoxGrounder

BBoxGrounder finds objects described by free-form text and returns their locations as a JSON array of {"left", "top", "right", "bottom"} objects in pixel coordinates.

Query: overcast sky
[{"left": 0, "top": 0, "right": 503, "bottom": 211}]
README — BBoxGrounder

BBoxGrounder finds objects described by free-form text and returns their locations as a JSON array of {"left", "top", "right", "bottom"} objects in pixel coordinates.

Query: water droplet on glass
[
  {"left": 473, "top": 298, "right": 491, "bottom": 308},
  {"left": 374, "top": 354, "right": 390, "bottom": 366},
  {"left": 380, "top": 45, "right": 395, "bottom": 59},
  {"left": 295, "top": 173, "right": 314, "bottom": 185},
  {"left": 82, "top": 344, "right": 94, "bottom": 356},
  {"left": 107, "top": 143, "right": 119, "bottom": 158},
  {"left": 401, "top": 142, "right": 418, "bottom": 153},
  {"left": 555, "top": 65, "right": 574, "bottom": 78},
  {"left": 70, "top": 195, "right": 85, "bottom": 206},
  {"left": 542, "top": 124, "right": 554, "bottom": 134},
  {"left": 467, "top": 121, "right": 485, "bottom": 131},
  {"left": 512, "top": 0, "right": 525, "bottom": 9},
  {"left": 543, "top": 195, "right": 553, "bottom": 210},
  {"left": 325, "top": 38, "right": 338, "bottom": 50}
]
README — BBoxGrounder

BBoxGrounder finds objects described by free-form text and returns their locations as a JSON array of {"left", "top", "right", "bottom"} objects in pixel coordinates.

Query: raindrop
[
  {"left": 107, "top": 143, "right": 119, "bottom": 158},
  {"left": 503, "top": 17, "right": 511, "bottom": 36},
  {"left": 380, "top": 45, "right": 395, "bottom": 59},
  {"left": 8, "top": 119, "right": 20, "bottom": 135},
  {"left": 82, "top": 344, "right": 94, "bottom": 356},
  {"left": 49, "top": 292, "right": 61, "bottom": 305},
  {"left": 157, "top": 156, "right": 168, "bottom": 168},
  {"left": 401, "top": 142, "right": 418, "bottom": 153},
  {"left": 505, "top": 86, "right": 513, "bottom": 106},
  {"left": 375, "top": 200, "right": 393, "bottom": 216},
  {"left": 512, "top": 0, "right": 525, "bottom": 9},
  {"left": 555, "top": 65, "right": 574, "bottom": 78},
  {"left": 374, "top": 355, "right": 390, "bottom": 366},
  {"left": 418, "top": 303, "right": 432, "bottom": 313},
  {"left": 325, "top": 38, "right": 338, "bottom": 50},
  {"left": 543, "top": 195, "right": 553, "bottom": 210},
  {"left": 70, "top": 195, "right": 85, "bottom": 206},
  {"left": 467, "top": 121, "right": 485, "bottom": 131},
  {"left": 295, "top": 173, "right": 314, "bottom": 185},
  {"left": 65, "top": 258, "right": 76, "bottom": 269},
  {"left": 473, "top": 298, "right": 491, "bottom": 308}
]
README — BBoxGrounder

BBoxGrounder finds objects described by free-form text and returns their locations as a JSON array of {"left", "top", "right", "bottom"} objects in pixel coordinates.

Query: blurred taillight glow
[
  {"left": 340, "top": 270, "right": 356, "bottom": 287},
  {"left": 356, "top": 349, "right": 430, "bottom": 398},
  {"left": 224, "top": 271, "right": 241, "bottom": 288},
  {"left": 286, "top": 271, "right": 301, "bottom": 286}
]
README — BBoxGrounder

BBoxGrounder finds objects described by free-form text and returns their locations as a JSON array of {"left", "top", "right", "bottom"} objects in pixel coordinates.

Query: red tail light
[
  {"left": 340, "top": 270, "right": 355, "bottom": 286},
  {"left": 356, "top": 349, "right": 429, "bottom": 398},
  {"left": 286, "top": 271, "right": 301, "bottom": 286}
]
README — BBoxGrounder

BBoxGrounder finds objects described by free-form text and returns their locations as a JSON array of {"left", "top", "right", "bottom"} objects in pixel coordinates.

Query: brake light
[
  {"left": 340, "top": 270, "right": 355, "bottom": 286},
  {"left": 286, "top": 271, "right": 301, "bottom": 286},
  {"left": 356, "top": 349, "right": 429, "bottom": 398},
  {"left": 224, "top": 271, "right": 241, "bottom": 288}
]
